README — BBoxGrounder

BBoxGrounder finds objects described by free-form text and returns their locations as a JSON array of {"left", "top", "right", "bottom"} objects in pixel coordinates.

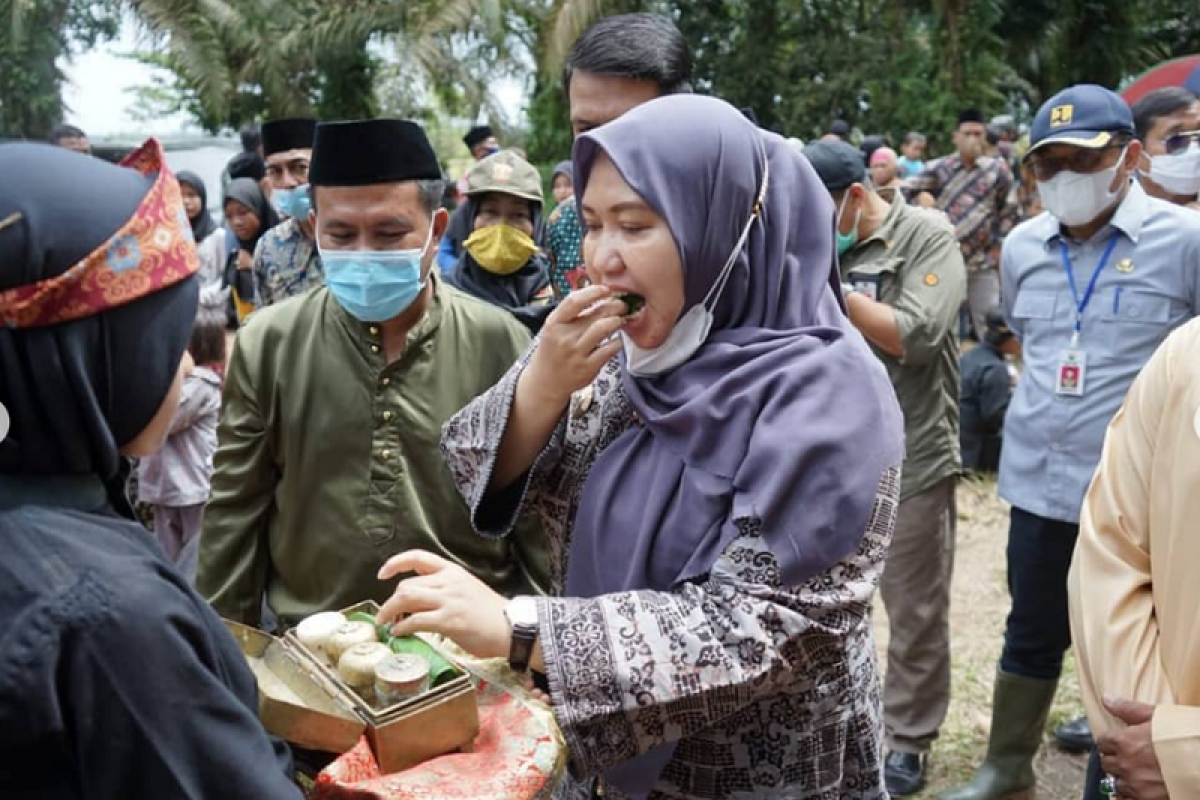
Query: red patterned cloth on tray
[{"left": 311, "top": 677, "right": 566, "bottom": 800}]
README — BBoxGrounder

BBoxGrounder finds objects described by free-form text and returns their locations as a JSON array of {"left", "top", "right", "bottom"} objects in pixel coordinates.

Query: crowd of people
[{"left": 3, "top": 10, "right": 1200, "bottom": 800}]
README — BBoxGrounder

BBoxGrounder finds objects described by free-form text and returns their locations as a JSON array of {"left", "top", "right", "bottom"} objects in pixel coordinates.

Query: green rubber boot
[{"left": 938, "top": 670, "right": 1058, "bottom": 800}]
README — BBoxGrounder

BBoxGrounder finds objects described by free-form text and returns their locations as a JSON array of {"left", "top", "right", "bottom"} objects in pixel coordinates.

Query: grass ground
[{"left": 872, "top": 475, "right": 1089, "bottom": 799}]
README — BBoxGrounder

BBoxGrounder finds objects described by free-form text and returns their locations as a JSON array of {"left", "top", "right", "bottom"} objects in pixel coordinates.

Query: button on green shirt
[
  {"left": 841, "top": 190, "right": 967, "bottom": 500},
  {"left": 198, "top": 277, "right": 545, "bottom": 627}
]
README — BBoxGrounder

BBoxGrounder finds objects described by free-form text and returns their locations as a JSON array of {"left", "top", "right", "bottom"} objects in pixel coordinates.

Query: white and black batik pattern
[{"left": 442, "top": 348, "right": 901, "bottom": 800}]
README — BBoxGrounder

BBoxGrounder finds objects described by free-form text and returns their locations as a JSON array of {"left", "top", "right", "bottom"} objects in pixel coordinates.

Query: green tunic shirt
[
  {"left": 840, "top": 190, "right": 967, "bottom": 500},
  {"left": 198, "top": 278, "right": 544, "bottom": 628}
]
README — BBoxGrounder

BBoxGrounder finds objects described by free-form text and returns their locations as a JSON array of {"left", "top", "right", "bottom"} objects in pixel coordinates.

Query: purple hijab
[{"left": 565, "top": 95, "right": 904, "bottom": 797}]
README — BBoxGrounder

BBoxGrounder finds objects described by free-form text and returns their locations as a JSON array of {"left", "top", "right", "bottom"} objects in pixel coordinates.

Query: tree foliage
[{"left": 0, "top": 0, "right": 119, "bottom": 138}]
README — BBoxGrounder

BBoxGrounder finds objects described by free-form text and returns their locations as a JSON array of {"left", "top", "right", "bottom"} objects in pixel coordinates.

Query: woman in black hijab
[
  {"left": 0, "top": 140, "right": 301, "bottom": 800},
  {"left": 445, "top": 150, "right": 554, "bottom": 332},
  {"left": 222, "top": 176, "right": 279, "bottom": 326},
  {"left": 178, "top": 170, "right": 226, "bottom": 291}
]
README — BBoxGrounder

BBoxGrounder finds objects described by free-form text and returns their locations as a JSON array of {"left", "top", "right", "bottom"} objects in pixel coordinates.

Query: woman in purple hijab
[{"left": 378, "top": 95, "right": 904, "bottom": 800}]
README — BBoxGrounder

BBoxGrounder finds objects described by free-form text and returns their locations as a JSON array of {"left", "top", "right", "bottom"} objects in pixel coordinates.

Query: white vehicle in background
[{"left": 92, "top": 136, "right": 240, "bottom": 223}]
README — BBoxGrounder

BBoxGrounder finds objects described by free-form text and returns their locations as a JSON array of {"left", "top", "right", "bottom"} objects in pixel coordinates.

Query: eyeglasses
[
  {"left": 1027, "top": 144, "right": 1125, "bottom": 181},
  {"left": 1161, "top": 130, "right": 1200, "bottom": 155}
]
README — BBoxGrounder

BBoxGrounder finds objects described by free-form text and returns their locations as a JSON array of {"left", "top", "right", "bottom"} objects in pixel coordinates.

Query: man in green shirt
[
  {"left": 199, "top": 119, "right": 545, "bottom": 629},
  {"left": 805, "top": 140, "right": 967, "bottom": 797}
]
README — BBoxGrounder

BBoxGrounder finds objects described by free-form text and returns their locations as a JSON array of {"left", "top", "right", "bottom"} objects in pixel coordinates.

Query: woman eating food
[{"left": 377, "top": 95, "right": 905, "bottom": 800}]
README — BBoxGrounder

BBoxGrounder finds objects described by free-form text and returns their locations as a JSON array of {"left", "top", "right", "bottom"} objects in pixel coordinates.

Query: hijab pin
[{"left": 0, "top": 212, "right": 22, "bottom": 235}]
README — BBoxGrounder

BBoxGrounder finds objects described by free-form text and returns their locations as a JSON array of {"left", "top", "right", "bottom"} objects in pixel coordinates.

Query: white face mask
[
  {"left": 1038, "top": 147, "right": 1128, "bottom": 227},
  {"left": 1143, "top": 143, "right": 1200, "bottom": 197},
  {"left": 622, "top": 158, "right": 771, "bottom": 378}
]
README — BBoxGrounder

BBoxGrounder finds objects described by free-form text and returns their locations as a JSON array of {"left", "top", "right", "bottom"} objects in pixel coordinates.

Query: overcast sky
[{"left": 60, "top": 19, "right": 525, "bottom": 138}]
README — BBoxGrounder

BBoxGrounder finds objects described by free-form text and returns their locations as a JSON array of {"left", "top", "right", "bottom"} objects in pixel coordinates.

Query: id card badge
[
  {"left": 1055, "top": 349, "right": 1087, "bottom": 397},
  {"left": 849, "top": 273, "right": 881, "bottom": 301}
]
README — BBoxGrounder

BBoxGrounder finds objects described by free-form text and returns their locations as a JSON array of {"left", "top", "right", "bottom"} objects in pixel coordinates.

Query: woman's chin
[{"left": 624, "top": 312, "right": 668, "bottom": 349}]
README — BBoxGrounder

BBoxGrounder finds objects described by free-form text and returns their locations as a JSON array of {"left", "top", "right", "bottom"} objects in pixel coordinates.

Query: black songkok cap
[
  {"left": 309, "top": 119, "right": 442, "bottom": 187},
  {"left": 957, "top": 107, "right": 985, "bottom": 126},
  {"left": 261, "top": 117, "right": 317, "bottom": 157},
  {"left": 463, "top": 125, "right": 494, "bottom": 150},
  {"left": 227, "top": 151, "right": 266, "bottom": 182}
]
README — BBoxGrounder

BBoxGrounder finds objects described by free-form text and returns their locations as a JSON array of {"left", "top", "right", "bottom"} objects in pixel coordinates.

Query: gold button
[
  {"left": 382, "top": 411, "right": 393, "bottom": 422},
  {"left": 381, "top": 450, "right": 391, "bottom": 460},
  {"left": 370, "top": 344, "right": 380, "bottom": 354},
  {"left": 381, "top": 377, "right": 390, "bottom": 387},
  {"left": 369, "top": 325, "right": 380, "bottom": 336}
]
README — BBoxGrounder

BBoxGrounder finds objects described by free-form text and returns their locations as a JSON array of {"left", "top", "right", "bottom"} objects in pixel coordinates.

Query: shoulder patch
[{"left": 924, "top": 273, "right": 940, "bottom": 287}]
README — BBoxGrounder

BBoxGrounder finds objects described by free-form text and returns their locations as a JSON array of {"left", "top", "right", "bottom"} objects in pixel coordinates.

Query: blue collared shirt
[{"left": 999, "top": 182, "right": 1200, "bottom": 523}]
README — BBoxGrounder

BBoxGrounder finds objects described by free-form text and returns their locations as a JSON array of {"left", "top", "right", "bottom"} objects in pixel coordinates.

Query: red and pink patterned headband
[{"left": 0, "top": 138, "right": 199, "bottom": 329}]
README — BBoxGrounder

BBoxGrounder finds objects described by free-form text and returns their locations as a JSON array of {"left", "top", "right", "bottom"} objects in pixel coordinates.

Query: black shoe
[
  {"left": 884, "top": 751, "right": 926, "bottom": 797},
  {"left": 1054, "top": 715, "right": 1094, "bottom": 754}
]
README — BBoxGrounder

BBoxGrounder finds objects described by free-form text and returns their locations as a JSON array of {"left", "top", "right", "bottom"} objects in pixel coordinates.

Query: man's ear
[
  {"left": 1124, "top": 140, "right": 1144, "bottom": 173},
  {"left": 432, "top": 207, "right": 450, "bottom": 242}
]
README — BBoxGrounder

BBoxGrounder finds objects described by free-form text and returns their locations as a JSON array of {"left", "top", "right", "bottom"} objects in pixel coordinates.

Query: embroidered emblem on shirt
[
  {"left": 1116, "top": 259, "right": 1134, "bottom": 273},
  {"left": 1050, "top": 105, "right": 1074, "bottom": 127},
  {"left": 924, "top": 273, "right": 940, "bottom": 287}
]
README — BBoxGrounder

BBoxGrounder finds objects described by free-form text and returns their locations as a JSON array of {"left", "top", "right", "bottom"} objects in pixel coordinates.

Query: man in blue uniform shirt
[{"left": 943, "top": 84, "right": 1200, "bottom": 800}]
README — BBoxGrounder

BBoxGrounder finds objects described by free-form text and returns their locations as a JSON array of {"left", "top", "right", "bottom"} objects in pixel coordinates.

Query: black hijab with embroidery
[{"left": 0, "top": 143, "right": 198, "bottom": 511}]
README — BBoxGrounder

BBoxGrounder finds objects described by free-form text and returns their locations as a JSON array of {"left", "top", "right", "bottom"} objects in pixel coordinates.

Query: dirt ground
[{"left": 872, "top": 475, "right": 1089, "bottom": 799}]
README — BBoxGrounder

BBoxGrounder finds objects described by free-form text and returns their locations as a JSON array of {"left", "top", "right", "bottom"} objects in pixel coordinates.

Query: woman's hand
[
  {"left": 376, "top": 550, "right": 511, "bottom": 661},
  {"left": 523, "top": 285, "right": 625, "bottom": 407}
]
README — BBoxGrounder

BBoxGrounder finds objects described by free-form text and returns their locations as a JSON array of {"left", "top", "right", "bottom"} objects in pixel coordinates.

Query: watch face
[{"left": 506, "top": 596, "right": 538, "bottom": 629}]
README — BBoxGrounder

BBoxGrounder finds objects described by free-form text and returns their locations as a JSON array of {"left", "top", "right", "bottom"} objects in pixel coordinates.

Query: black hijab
[
  {"left": 177, "top": 170, "right": 218, "bottom": 244},
  {"left": 0, "top": 143, "right": 199, "bottom": 502},
  {"left": 446, "top": 196, "right": 553, "bottom": 332},
  {"left": 223, "top": 178, "right": 278, "bottom": 252}
]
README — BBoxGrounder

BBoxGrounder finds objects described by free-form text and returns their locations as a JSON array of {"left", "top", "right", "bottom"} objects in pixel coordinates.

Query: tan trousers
[{"left": 880, "top": 476, "right": 957, "bottom": 753}]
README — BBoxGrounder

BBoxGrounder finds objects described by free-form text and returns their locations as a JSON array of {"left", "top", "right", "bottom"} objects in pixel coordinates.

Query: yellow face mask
[{"left": 464, "top": 224, "right": 538, "bottom": 276}]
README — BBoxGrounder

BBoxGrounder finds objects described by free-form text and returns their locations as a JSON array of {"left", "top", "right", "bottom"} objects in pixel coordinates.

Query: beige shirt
[{"left": 1068, "top": 317, "right": 1200, "bottom": 798}]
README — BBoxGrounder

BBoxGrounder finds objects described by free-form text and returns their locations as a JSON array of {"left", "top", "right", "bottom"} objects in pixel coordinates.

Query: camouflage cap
[{"left": 465, "top": 150, "right": 543, "bottom": 204}]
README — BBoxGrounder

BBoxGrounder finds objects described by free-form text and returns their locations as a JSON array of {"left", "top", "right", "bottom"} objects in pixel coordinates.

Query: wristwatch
[{"left": 504, "top": 596, "right": 539, "bottom": 673}]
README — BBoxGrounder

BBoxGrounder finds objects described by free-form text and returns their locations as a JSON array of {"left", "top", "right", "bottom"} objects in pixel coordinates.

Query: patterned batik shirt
[
  {"left": 545, "top": 199, "right": 586, "bottom": 297},
  {"left": 251, "top": 218, "right": 324, "bottom": 307},
  {"left": 909, "top": 153, "right": 1020, "bottom": 272},
  {"left": 441, "top": 348, "right": 902, "bottom": 800}
]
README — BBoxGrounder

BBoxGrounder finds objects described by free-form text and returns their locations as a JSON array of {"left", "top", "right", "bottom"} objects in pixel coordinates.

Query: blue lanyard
[{"left": 1059, "top": 233, "right": 1120, "bottom": 343}]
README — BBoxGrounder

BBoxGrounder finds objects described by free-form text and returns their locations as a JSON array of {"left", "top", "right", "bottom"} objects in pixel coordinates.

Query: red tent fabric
[{"left": 1120, "top": 55, "right": 1200, "bottom": 106}]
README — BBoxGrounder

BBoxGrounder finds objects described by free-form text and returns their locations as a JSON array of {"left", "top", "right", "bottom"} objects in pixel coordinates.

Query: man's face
[
  {"left": 265, "top": 148, "right": 312, "bottom": 191},
  {"left": 471, "top": 137, "right": 500, "bottom": 161},
  {"left": 57, "top": 136, "right": 91, "bottom": 156},
  {"left": 569, "top": 71, "right": 662, "bottom": 137},
  {"left": 955, "top": 122, "right": 987, "bottom": 158},
  {"left": 1029, "top": 141, "right": 1141, "bottom": 192},
  {"left": 312, "top": 182, "right": 449, "bottom": 282},
  {"left": 1141, "top": 101, "right": 1200, "bottom": 160}
]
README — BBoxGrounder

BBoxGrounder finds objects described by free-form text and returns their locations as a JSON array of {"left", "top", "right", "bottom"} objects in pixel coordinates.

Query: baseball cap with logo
[
  {"left": 1027, "top": 84, "right": 1135, "bottom": 156},
  {"left": 465, "top": 149, "right": 543, "bottom": 203}
]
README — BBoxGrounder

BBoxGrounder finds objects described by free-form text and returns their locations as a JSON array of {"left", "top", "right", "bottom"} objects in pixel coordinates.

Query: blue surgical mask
[
  {"left": 835, "top": 190, "right": 861, "bottom": 256},
  {"left": 318, "top": 220, "right": 434, "bottom": 322},
  {"left": 273, "top": 185, "right": 313, "bottom": 220}
]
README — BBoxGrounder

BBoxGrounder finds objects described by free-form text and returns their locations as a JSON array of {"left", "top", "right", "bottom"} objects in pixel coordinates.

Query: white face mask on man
[
  {"left": 1038, "top": 146, "right": 1129, "bottom": 227},
  {"left": 1142, "top": 143, "right": 1200, "bottom": 198}
]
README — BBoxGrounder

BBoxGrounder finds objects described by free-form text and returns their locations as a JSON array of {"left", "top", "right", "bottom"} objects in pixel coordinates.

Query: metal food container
[{"left": 226, "top": 600, "right": 479, "bottom": 775}]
